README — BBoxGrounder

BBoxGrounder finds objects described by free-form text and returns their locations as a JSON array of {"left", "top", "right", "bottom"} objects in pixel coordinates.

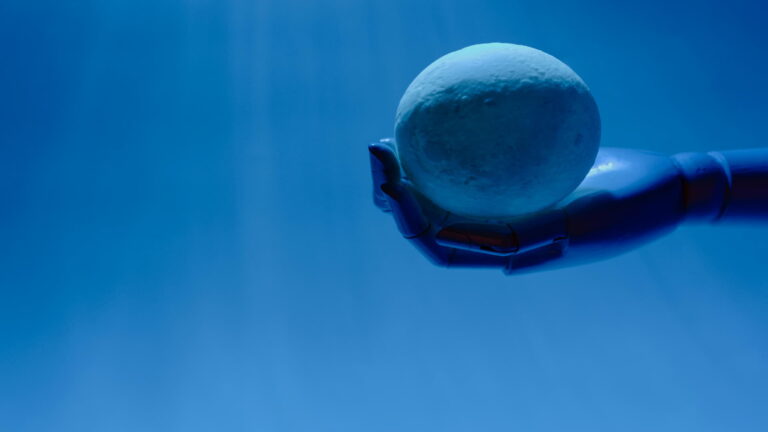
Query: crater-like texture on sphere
[{"left": 395, "top": 43, "right": 601, "bottom": 219}]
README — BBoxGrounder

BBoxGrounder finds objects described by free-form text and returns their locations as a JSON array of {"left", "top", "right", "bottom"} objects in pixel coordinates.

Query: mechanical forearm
[{"left": 674, "top": 148, "right": 768, "bottom": 222}]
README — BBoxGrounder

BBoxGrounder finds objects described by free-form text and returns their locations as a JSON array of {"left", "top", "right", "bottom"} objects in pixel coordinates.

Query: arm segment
[{"left": 674, "top": 148, "right": 768, "bottom": 223}]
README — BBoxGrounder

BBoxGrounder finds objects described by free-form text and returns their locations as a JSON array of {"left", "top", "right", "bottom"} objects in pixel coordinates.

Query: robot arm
[
  {"left": 675, "top": 148, "right": 768, "bottom": 222},
  {"left": 369, "top": 139, "right": 768, "bottom": 274}
]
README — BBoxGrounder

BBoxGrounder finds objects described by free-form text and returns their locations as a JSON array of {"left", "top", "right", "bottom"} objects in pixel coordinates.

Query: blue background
[{"left": 3, "top": 1, "right": 768, "bottom": 431}]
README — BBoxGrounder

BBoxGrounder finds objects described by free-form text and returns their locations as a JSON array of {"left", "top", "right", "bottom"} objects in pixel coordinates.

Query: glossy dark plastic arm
[
  {"left": 370, "top": 139, "right": 768, "bottom": 273},
  {"left": 719, "top": 149, "right": 768, "bottom": 220},
  {"left": 674, "top": 148, "right": 768, "bottom": 222}
]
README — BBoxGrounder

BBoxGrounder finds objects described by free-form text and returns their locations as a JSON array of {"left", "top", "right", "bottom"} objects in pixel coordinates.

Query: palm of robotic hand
[{"left": 369, "top": 138, "right": 689, "bottom": 274}]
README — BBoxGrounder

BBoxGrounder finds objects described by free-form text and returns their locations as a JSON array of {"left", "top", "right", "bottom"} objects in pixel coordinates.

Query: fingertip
[
  {"left": 369, "top": 140, "right": 401, "bottom": 185},
  {"left": 368, "top": 141, "right": 396, "bottom": 161}
]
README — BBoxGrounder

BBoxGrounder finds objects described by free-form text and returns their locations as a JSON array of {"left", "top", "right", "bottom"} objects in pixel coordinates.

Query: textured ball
[{"left": 395, "top": 43, "right": 600, "bottom": 219}]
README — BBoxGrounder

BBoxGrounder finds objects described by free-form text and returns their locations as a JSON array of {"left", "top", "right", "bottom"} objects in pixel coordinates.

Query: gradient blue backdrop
[{"left": 3, "top": 1, "right": 768, "bottom": 431}]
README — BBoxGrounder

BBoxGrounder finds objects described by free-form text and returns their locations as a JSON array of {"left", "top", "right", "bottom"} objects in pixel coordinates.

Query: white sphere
[{"left": 395, "top": 43, "right": 600, "bottom": 219}]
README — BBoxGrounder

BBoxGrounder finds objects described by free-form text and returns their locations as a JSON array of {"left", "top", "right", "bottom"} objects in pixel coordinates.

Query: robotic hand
[{"left": 369, "top": 139, "right": 768, "bottom": 274}]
